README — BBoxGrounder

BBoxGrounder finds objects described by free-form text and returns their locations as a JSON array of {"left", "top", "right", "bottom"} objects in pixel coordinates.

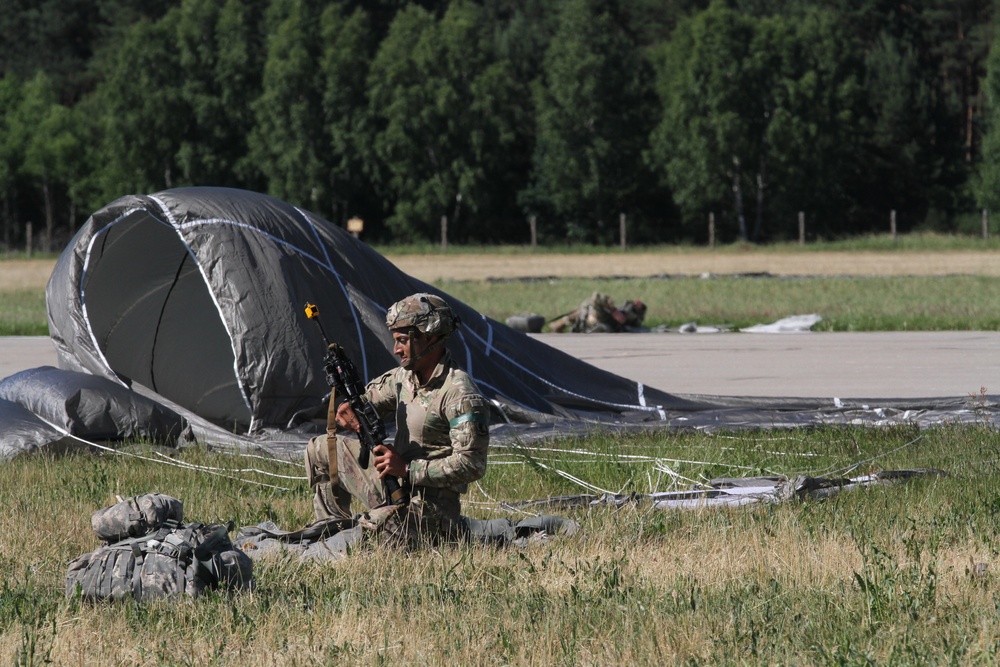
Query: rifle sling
[
  {"left": 326, "top": 388, "right": 340, "bottom": 482},
  {"left": 394, "top": 383, "right": 409, "bottom": 450}
]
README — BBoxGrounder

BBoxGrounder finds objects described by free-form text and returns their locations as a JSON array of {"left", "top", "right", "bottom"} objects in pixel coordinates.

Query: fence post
[
  {"left": 619, "top": 213, "right": 626, "bottom": 251},
  {"left": 440, "top": 215, "right": 448, "bottom": 251},
  {"left": 708, "top": 212, "right": 715, "bottom": 248},
  {"left": 798, "top": 211, "right": 805, "bottom": 246},
  {"left": 529, "top": 215, "right": 537, "bottom": 248},
  {"left": 890, "top": 209, "right": 897, "bottom": 241},
  {"left": 983, "top": 209, "right": 990, "bottom": 241},
  {"left": 26, "top": 222, "right": 32, "bottom": 258}
]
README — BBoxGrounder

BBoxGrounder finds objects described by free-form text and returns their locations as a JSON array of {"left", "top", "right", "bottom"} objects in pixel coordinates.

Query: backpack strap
[
  {"left": 190, "top": 523, "right": 230, "bottom": 587},
  {"left": 98, "top": 524, "right": 172, "bottom": 600},
  {"left": 103, "top": 550, "right": 119, "bottom": 599},
  {"left": 131, "top": 541, "right": 144, "bottom": 599}
]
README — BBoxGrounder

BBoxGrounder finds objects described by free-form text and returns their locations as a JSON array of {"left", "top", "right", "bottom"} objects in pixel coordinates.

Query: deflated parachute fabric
[
  {"left": 0, "top": 366, "right": 188, "bottom": 459},
  {"left": 507, "top": 469, "right": 947, "bottom": 512},
  {"left": 7, "top": 184, "right": 990, "bottom": 461},
  {"left": 46, "top": 186, "right": 688, "bottom": 441},
  {"left": 235, "top": 515, "right": 580, "bottom": 562},
  {"left": 0, "top": 397, "right": 77, "bottom": 459}
]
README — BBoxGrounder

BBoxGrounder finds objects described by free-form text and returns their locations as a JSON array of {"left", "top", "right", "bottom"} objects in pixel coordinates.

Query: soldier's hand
[
  {"left": 335, "top": 402, "right": 361, "bottom": 433},
  {"left": 373, "top": 443, "right": 407, "bottom": 479}
]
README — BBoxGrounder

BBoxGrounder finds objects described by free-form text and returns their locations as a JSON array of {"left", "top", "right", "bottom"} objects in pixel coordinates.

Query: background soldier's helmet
[{"left": 385, "top": 293, "right": 460, "bottom": 337}]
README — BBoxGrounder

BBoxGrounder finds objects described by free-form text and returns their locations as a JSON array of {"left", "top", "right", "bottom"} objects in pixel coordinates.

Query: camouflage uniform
[
  {"left": 548, "top": 292, "right": 646, "bottom": 333},
  {"left": 305, "top": 294, "right": 490, "bottom": 543},
  {"left": 620, "top": 299, "right": 647, "bottom": 328}
]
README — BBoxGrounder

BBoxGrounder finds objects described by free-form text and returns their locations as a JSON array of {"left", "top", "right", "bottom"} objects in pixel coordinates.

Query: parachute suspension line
[
  {"left": 652, "top": 462, "right": 710, "bottom": 490},
  {"left": 809, "top": 434, "right": 925, "bottom": 479},
  {"left": 148, "top": 252, "right": 191, "bottom": 393},
  {"left": 493, "top": 443, "right": 659, "bottom": 461},
  {"left": 489, "top": 456, "right": 654, "bottom": 466},
  {"left": 133, "top": 449, "right": 295, "bottom": 490},
  {"left": 458, "top": 320, "right": 664, "bottom": 416},
  {"left": 655, "top": 456, "right": 757, "bottom": 471},
  {"left": 31, "top": 414, "right": 297, "bottom": 490},
  {"left": 705, "top": 431, "right": 823, "bottom": 458},
  {"left": 108, "top": 441, "right": 296, "bottom": 490},
  {"left": 492, "top": 444, "right": 758, "bottom": 471},
  {"left": 501, "top": 436, "right": 618, "bottom": 495},
  {"left": 648, "top": 468, "right": 666, "bottom": 494},
  {"left": 216, "top": 449, "right": 303, "bottom": 467},
  {"left": 717, "top": 446, "right": 821, "bottom": 458},
  {"left": 152, "top": 451, "right": 306, "bottom": 481},
  {"left": 464, "top": 482, "right": 540, "bottom": 518},
  {"left": 528, "top": 459, "right": 616, "bottom": 496}
]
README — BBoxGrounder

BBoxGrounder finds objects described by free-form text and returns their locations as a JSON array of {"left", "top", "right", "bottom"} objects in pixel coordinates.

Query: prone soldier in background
[
  {"left": 304, "top": 293, "right": 491, "bottom": 543},
  {"left": 548, "top": 291, "right": 647, "bottom": 333}
]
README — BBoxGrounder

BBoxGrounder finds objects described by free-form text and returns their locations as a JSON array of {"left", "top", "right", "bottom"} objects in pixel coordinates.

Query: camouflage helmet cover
[{"left": 385, "top": 293, "right": 459, "bottom": 337}]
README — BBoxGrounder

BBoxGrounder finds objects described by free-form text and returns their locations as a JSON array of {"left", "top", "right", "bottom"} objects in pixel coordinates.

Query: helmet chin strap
[{"left": 402, "top": 332, "right": 445, "bottom": 370}]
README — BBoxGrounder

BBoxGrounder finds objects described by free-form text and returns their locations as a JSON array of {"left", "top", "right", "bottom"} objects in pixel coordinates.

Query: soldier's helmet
[{"left": 385, "top": 293, "right": 460, "bottom": 337}]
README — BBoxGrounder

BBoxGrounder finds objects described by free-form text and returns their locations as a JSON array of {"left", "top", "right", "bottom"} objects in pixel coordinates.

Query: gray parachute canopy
[
  {"left": 45, "top": 187, "right": 689, "bottom": 438},
  {"left": 31, "top": 186, "right": 993, "bottom": 459}
]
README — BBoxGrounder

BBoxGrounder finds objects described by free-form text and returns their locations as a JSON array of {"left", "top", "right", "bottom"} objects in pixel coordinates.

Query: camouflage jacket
[{"left": 364, "top": 352, "right": 490, "bottom": 494}]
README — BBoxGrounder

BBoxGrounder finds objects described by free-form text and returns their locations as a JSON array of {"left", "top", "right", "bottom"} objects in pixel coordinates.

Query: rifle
[{"left": 304, "top": 303, "right": 409, "bottom": 506}]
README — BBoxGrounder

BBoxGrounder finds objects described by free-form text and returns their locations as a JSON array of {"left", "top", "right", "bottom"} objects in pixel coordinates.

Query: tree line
[{"left": 2, "top": 0, "right": 1000, "bottom": 250}]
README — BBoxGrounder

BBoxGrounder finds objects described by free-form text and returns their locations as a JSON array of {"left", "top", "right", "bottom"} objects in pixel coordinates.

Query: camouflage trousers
[{"left": 304, "top": 435, "right": 466, "bottom": 546}]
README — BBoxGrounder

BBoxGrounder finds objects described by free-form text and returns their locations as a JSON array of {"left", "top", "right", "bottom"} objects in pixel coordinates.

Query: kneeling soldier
[{"left": 305, "top": 293, "right": 490, "bottom": 542}]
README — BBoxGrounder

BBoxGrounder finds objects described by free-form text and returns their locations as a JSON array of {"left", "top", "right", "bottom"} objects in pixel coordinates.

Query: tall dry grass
[{"left": 2, "top": 424, "right": 999, "bottom": 665}]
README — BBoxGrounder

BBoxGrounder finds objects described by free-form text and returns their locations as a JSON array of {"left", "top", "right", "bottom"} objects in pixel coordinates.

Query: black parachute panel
[{"left": 46, "top": 187, "right": 687, "bottom": 436}]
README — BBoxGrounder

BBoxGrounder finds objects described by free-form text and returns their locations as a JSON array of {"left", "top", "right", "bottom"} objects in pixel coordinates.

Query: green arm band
[{"left": 449, "top": 412, "right": 488, "bottom": 428}]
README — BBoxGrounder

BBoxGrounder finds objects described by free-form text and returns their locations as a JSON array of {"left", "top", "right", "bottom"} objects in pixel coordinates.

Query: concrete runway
[
  {"left": 529, "top": 331, "right": 997, "bottom": 400},
  {"left": 3, "top": 331, "right": 996, "bottom": 400}
]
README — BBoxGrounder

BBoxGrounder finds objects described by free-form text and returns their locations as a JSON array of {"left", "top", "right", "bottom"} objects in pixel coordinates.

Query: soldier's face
[{"left": 392, "top": 329, "right": 432, "bottom": 372}]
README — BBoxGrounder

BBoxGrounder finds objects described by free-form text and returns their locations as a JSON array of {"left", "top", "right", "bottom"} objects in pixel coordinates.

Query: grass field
[
  {"left": 2, "top": 238, "right": 999, "bottom": 664},
  {"left": 3, "top": 237, "right": 1000, "bottom": 334},
  {"left": 2, "top": 424, "right": 1000, "bottom": 665},
  {"left": 438, "top": 274, "right": 1000, "bottom": 331}
]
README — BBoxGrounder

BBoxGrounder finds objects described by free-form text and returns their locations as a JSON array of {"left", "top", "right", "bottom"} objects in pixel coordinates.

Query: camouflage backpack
[
  {"left": 66, "top": 493, "right": 253, "bottom": 601},
  {"left": 90, "top": 493, "right": 184, "bottom": 542}
]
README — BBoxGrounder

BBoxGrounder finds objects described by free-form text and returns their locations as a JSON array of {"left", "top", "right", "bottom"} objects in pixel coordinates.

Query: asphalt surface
[
  {"left": 4, "top": 331, "right": 995, "bottom": 400},
  {"left": 528, "top": 331, "right": 997, "bottom": 400}
]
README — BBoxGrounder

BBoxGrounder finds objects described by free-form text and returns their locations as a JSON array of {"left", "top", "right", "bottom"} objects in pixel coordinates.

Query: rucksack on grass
[
  {"left": 66, "top": 493, "right": 253, "bottom": 601},
  {"left": 90, "top": 492, "right": 184, "bottom": 542}
]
